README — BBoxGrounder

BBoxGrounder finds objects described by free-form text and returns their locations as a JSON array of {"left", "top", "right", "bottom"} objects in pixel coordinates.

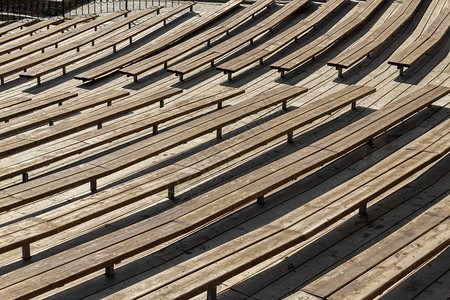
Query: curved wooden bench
[
  {"left": 0, "top": 11, "right": 127, "bottom": 61},
  {"left": 119, "top": 0, "right": 276, "bottom": 82},
  {"left": 0, "top": 87, "right": 244, "bottom": 181},
  {"left": 388, "top": 0, "right": 450, "bottom": 76},
  {"left": 0, "top": 6, "right": 162, "bottom": 85},
  {"left": 0, "top": 19, "right": 37, "bottom": 37},
  {"left": 21, "top": 2, "right": 196, "bottom": 85},
  {"left": 216, "top": 0, "right": 347, "bottom": 80},
  {"left": 0, "top": 89, "right": 129, "bottom": 139},
  {"left": 74, "top": 0, "right": 243, "bottom": 82},
  {"left": 296, "top": 192, "right": 449, "bottom": 299},
  {"left": 0, "top": 91, "right": 77, "bottom": 123},
  {"left": 0, "top": 85, "right": 306, "bottom": 212},
  {"left": 108, "top": 117, "right": 450, "bottom": 300},
  {"left": 327, "top": 0, "right": 424, "bottom": 77},
  {"left": 271, "top": 0, "right": 388, "bottom": 78},
  {"left": 0, "top": 85, "right": 373, "bottom": 260},
  {"left": 167, "top": 0, "right": 310, "bottom": 81},
  {"left": 0, "top": 17, "right": 63, "bottom": 45},
  {"left": 0, "top": 85, "right": 446, "bottom": 300}
]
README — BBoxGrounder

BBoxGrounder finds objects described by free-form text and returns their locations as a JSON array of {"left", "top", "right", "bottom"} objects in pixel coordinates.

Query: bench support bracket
[
  {"left": 227, "top": 72, "right": 232, "bottom": 81},
  {"left": 337, "top": 67, "right": 343, "bottom": 78},
  {"left": 153, "top": 125, "right": 158, "bottom": 135},
  {"left": 216, "top": 128, "right": 222, "bottom": 140},
  {"left": 168, "top": 186, "right": 175, "bottom": 200},
  {"left": 257, "top": 195, "right": 265, "bottom": 205},
  {"left": 207, "top": 286, "right": 217, "bottom": 300},
  {"left": 359, "top": 204, "right": 367, "bottom": 215},
  {"left": 91, "top": 180, "right": 97, "bottom": 193},
  {"left": 22, "top": 244, "right": 31, "bottom": 260},
  {"left": 287, "top": 132, "right": 294, "bottom": 143},
  {"left": 351, "top": 102, "right": 356, "bottom": 110},
  {"left": 22, "top": 172, "right": 29, "bottom": 183},
  {"left": 282, "top": 100, "right": 287, "bottom": 110},
  {"left": 105, "top": 265, "right": 114, "bottom": 277}
]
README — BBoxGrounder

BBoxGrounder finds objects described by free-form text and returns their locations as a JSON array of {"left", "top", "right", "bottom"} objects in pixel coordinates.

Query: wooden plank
[
  {"left": 0, "top": 19, "right": 37, "bottom": 37},
  {"left": 0, "top": 18, "right": 64, "bottom": 45}
]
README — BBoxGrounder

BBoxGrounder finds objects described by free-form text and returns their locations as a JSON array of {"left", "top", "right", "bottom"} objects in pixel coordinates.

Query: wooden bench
[
  {"left": 388, "top": 0, "right": 450, "bottom": 76},
  {"left": 0, "top": 89, "right": 129, "bottom": 139},
  {"left": 0, "top": 95, "right": 31, "bottom": 110},
  {"left": 0, "top": 7, "right": 161, "bottom": 85},
  {"left": 0, "top": 19, "right": 37, "bottom": 37},
  {"left": 0, "top": 87, "right": 244, "bottom": 181},
  {"left": 0, "top": 11, "right": 128, "bottom": 63},
  {"left": 296, "top": 193, "right": 450, "bottom": 299},
  {"left": 119, "top": 0, "right": 276, "bottom": 82},
  {"left": 0, "top": 85, "right": 373, "bottom": 259},
  {"left": 106, "top": 116, "right": 450, "bottom": 300},
  {"left": 0, "top": 17, "right": 64, "bottom": 45},
  {"left": 0, "top": 15, "right": 97, "bottom": 56},
  {"left": 327, "top": 0, "right": 424, "bottom": 77},
  {"left": 21, "top": 2, "right": 196, "bottom": 85},
  {"left": 0, "top": 85, "right": 446, "bottom": 299},
  {"left": 73, "top": 0, "right": 244, "bottom": 82},
  {"left": 0, "top": 85, "right": 306, "bottom": 212},
  {"left": 0, "top": 91, "right": 78, "bottom": 123},
  {"left": 167, "top": 0, "right": 310, "bottom": 81},
  {"left": 271, "top": 0, "right": 388, "bottom": 78},
  {"left": 216, "top": 0, "right": 347, "bottom": 80}
]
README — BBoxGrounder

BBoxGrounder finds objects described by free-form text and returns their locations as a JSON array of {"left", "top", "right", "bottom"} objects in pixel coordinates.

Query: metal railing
[{"left": 0, "top": 0, "right": 179, "bottom": 21}]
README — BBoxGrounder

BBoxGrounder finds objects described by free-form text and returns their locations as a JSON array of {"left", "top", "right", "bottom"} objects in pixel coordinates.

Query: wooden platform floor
[{"left": 0, "top": 1, "right": 448, "bottom": 299}]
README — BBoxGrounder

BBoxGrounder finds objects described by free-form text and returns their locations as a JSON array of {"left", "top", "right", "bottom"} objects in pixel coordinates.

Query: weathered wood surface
[{"left": 0, "top": 17, "right": 63, "bottom": 45}]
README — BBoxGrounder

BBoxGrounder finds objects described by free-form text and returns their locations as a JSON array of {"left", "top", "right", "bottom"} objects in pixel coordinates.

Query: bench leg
[
  {"left": 190, "top": 5, "right": 193, "bottom": 12},
  {"left": 62, "top": 67, "right": 66, "bottom": 75},
  {"left": 91, "top": 180, "right": 97, "bottom": 193},
  {"left": 22, "top": 244, "right": 31, "bottom": 260},
  {"left": 367, "top": 138, "right": 374, "bottom": 146},
  {"left": 105, "top": 265, "right": 115, "bottom": 277},
  {"left": 42, "top": 49, "right": 45, "bottom": 53},
  {"left": 217, "top": 102, "right": 222, "bottom": 110},
  {"left": 37, "top": 77, "right": 41, "bottom": 86},
  {"left": 153, "top": 125, "right": 158, "bottom": 135},
  {"left": 163, "top": 19, "right": 166, "bottom": 26},
  {"left": 97, "top": 122, "right": 102, "bottom": 129},
  {"left": 287, "top": 132, "right": 294, "bottom": 143},
  {"left": 351, "top": 102, "right": 356, "bottom": 110},
  {"left": 113, "top": 45, "right": 116, "bottom": 53},
  {"left": 257, "top": 195, "right": 265, "bottom": 205},
  {"left": 282, "top": 100, "right": 287, "bottom": 110},
  {"left": 168, "top": 186, "right": 175, "bottom": 200},
  {"left": 207, "top": 40, "right": 211, "bottom": 47},
  {"left": 163, "top": 62, "right": 168, "bottom": 69},
  {"left": 160, "top": 100, "right": 164, "bottom": 108},
  {"left": 179, "top": 74, "right": 184, "bottom": 82},
  {"left": 211, "top": 61, "right": 215, "bottom": 68},
  {"left": 129, "top": 37, "right": 132, "bottom": 44},
  {"left": 133, "top": 75, "right": 138, "bottom": 83},
  {"left": 92, "top": 40, "right": 95, "bottom": 46},
  {"left": 49, "top": 120, "right": 54, "bottom": 126},
  {"left": 359, "top": 204, "right": 367, "bottom": 215},
  {"left": 107, "top": 101, "right": 112, "bottom": 107},
  {"left": 0, "top": 77, "right": 3, "bottom": 85},
  {"left": 399, "top": 66, "right": 404, "bottom": 76},
  {"left": 260, "top": 58, "right": 263, "bottom": 65},
  {"left": 22, "top": 172, "right": 29, "bottom": 183},
  {"left": 250, "top": 39, "right": 253, "bottom": 45},
  {"left": 227, "top": 72, "right": 232, "bottom": 81},
  {"left": 337, "top": 67, "right": 343, "bottom": 78},
  {"left": 207, "top": 286, "right": 217, "bottom": 300},
  {"left": 216, "top": 128, "right": 222, "bottom": 140},
  {"left": 280, "top": 70, "right": 285, "bottom": 79}
]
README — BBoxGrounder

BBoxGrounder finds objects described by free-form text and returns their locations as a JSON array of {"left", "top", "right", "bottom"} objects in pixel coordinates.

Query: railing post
[{"left": 62, "top": 0, "right": 65, "bottom": 18}]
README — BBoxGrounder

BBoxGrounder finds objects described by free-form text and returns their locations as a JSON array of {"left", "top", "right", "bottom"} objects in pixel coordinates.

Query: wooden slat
[{"left": 0, "top": 17, "right": 63, "bottom": 45}]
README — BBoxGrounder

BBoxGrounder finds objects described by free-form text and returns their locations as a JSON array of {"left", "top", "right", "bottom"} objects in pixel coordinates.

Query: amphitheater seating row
[
  {"left": 112, "top": 117, "right": 449, "bottom": 299},
  {"left": 0, "top": 84, "right": 447, "bottom": 299},
  {"left": 0, "top": 17, "right": 63, "bottom": 45},
  {"left": 328, "top": 0, "right": 424, "bottom": 77},
  {"left": 166, "top": 0, "right": 310, "bottom": 81},
  {"left": 74, "top": 0, "right": 243, "bottom": 82},
  {"left": 21, "top": 2, "right": 196, "bottom": 85},
  {"left": 215, "top": 0, "right": 347, "bottom": 80},
  {"left": 0, "top": 85, "right": 372, "bottom": 260},
  {"left": 388, "top": 0, "right": 450, "bottom": 75},
  {"left": 0, "top": 6, "right": 162, "bottom": 85},
  {"left": 0, "top": 85, "right": 306, "bottom": 212},
  {"left": 0, "top": 10, "right": 127, "bottom": 61},
  {"left": 0, "top": 19, "right": 37, "bottom": 37},
  {"left": 0, "top": 14, "right": 97, "bottom": 56},
  {"left": 271, "top": 0, "right": 389, "bottom": 78}
]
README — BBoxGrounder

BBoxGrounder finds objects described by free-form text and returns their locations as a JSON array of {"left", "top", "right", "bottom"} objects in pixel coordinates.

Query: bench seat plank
[
  {"left": 0, "top": 95, "right": 31, "bottom": 110},
  {"left": 0, "top": 19, "right": 37, "bottom": 37},
  {"left": 73, "top": 0, "right": 243, "bottom": 82},
  {"left": 0, "top": 15, "right": 97, "bottom": 55},
  {"left": 0, "top": 90, "right": 129, "bottom": 138},
  {"left": 0, "top": 91, "right": 77, "bottom": 122},
  {"left": 0, "top": 17, "right": 63, "bottom": 45}
]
